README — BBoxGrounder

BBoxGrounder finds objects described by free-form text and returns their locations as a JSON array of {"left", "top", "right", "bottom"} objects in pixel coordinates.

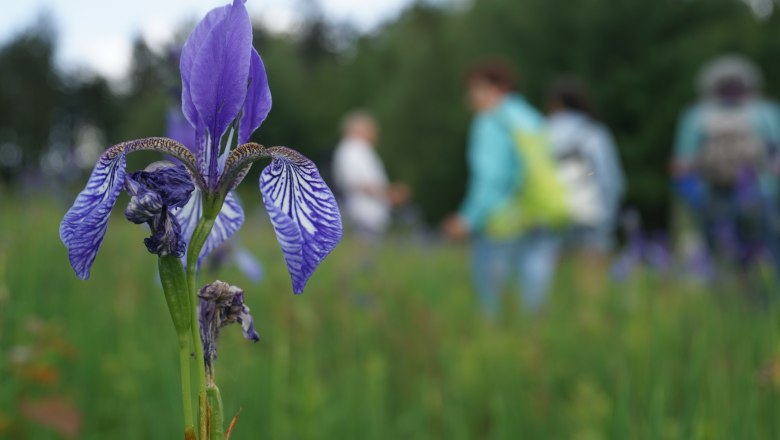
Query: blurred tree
[
  {"left": 0, "top": 15, "right": 63, "bottom": 183},
  {"left": 3, "top": 0, "right": 779, "bottom": 228}
]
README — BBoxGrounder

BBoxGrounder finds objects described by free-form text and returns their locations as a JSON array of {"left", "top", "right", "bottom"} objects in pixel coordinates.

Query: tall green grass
[{"left": 0, "top": 196, "right": 778, "bottom": 439}]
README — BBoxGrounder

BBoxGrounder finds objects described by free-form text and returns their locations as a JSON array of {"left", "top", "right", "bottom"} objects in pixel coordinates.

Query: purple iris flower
[{"left": 59, "top": 0, "right": 342, "bottom": 294}]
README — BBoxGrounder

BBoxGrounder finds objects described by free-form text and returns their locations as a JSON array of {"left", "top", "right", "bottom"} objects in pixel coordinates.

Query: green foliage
[{"left": 2, "top": 198, "right": 779, "bottom": 438}]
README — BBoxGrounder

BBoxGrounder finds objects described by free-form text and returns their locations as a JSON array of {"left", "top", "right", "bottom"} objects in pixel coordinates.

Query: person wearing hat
[{"left": 671, "top": 54, "right": 780, "bottom": 287}]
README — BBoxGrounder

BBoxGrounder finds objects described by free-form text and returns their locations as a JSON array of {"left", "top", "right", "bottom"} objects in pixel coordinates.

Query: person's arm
[
  {"left": 672, "top": 106, "right": 701, "bottom": 175},
  {"left": 457, "top": 115, "right": 520, "bottom": 231},
  {"left": 758, "top": 101, "right": 780, "bottom": 150},
  {"left": 589, "top": 126, "right": 625, "bottom": 213},
  {"left": 671, "top": 105, "right": 706, "bottom": 208}
]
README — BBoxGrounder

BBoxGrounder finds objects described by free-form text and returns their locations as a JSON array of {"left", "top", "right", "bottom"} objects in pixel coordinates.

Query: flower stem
[
  {"left": 180, "top": 345, "right": 196, "bottom": 440},
  {"left": 186, "top": 214, "right": 217, "bottom": 439},
  {"left": 158, "top": 256, "right": 196, "bottom": 439},
  {"left": 184, "top": 191, "right": 228, "bottom": 440}
]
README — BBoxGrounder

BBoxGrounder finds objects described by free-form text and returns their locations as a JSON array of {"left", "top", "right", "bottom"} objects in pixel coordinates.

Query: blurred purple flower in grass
[
  {"left": 611, "top": 210, "right": 673, "bottom": 281},
  {"left": 717, "top": 168, "right": 771, "bottom": 269},
  {"left": 59, "top": 0, "right": 342, "bottom": 293},
  {"left": 206, "top": 241, "right": 265, "bottom": 284}
]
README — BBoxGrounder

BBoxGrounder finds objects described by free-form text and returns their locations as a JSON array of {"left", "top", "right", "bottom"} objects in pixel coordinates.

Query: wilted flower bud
[
  {"left": 198, "top": 280, "right": 259, "bottom": 374},
  {"left": 124, "top": 161, "right": 194, "bottom": 257}
]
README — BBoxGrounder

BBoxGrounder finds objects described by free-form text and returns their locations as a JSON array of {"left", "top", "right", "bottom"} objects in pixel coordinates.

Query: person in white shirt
[
  {"left": 332, "top": 111, "right": 408, "bottom": 240},
  {"left": 546, "top": 77, "right": 625, "bottom": 253},
  {"left": 546, "top": 76, "right": 626, "bottom": 293}
]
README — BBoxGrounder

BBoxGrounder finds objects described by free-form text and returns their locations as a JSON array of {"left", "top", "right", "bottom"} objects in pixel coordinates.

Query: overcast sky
[{"left": 0, "top": 0, "right": 417, "bottom": 80}]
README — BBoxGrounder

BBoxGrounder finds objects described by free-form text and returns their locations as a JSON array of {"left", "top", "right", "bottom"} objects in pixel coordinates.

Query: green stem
[
  {"left": 185, "top": 192, "right": 227, "bottom": 440},
  {"left": 187, "top": 222, "right": 210, "bottom": 439},
  {"left": 187, "top": 202, "right": 223, "bottom": 439},
  {"left": 180, "top": 345, "right": 196, "bottom": 440},
  {"left": 158, "top": 256, "right": 196, "bottom": 438}
]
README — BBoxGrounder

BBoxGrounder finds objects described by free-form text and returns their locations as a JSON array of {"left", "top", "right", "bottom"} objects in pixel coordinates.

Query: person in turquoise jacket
[{"left": 444, "top": 59, "right": 562, "bottom": 316}]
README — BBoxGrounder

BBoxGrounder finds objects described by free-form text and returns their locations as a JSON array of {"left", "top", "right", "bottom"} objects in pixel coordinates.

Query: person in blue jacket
[{"left": 443, "top": 59, "right": 563, "bottom": 316}]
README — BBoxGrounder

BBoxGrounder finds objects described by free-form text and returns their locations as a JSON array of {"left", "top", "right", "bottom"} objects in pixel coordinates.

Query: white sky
[{"left": 0, "top": 0, "right": 416, "bottom": 81}]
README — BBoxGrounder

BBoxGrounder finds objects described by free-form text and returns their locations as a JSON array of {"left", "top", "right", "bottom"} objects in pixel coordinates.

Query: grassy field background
[{"left": 1, "top": 195, "right": 779, "bottom": 439}]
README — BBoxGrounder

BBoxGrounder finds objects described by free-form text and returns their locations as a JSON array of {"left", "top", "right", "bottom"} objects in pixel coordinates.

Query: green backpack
[{"left": 485, "top": 127, "right": 570, "bottom": 239}]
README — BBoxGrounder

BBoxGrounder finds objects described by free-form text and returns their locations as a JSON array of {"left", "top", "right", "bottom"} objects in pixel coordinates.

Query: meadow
[{"left": 1, "top": 195, "right": 778, "bottom": 439}]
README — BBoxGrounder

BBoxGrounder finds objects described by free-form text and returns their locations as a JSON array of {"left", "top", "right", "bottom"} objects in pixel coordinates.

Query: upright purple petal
[
  {"left": 259, "top": 148, "right": 342, "bottom": 294},
  {"left": 171, "top": 189, "right": 245, "bottom": 266},
  {"left": 187, "top": 0, "right": 252, "bottom": 185},
  {"left": 179, "top": 3, "right": 231, "bottom": 133},
  {"left": 59, "top": 150, "right": 127, "bottom": 279},
  {"left": 238, "top": 49, "right": 272, "bottom": 144}
]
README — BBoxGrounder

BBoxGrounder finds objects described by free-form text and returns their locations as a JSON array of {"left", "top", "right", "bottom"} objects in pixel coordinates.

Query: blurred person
[
  {"left": 671, "top": 54, "right": 780, "bottom": 291},
  {"left": 443, "top": 59, "right": 568, "bottom": 316},
  {"left": 332, "top": 110, "right": 409, "bottom": 242},
  {"left": 546, "top": 76, "right": 626, "bottom": 293}
]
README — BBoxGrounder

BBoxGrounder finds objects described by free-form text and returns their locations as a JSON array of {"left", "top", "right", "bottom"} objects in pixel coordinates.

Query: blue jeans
[
  {"left": 697, "top": 189, "right": 780, "bottom": 275},
  {"left": 472, "top": 229, "right": 561, "bottom": 316}
]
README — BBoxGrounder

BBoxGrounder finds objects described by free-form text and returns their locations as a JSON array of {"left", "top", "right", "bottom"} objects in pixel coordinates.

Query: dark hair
[
  {"left": 467, "top": 58, "right": 517, "bottom": 92},
  {"left": 547, "top": 75, "right": 593, "bottom": 117}
]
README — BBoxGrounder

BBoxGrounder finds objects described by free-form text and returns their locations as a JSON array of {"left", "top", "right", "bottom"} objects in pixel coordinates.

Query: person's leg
[
  {"left": 570, "top": 225, "right": 611, "bottom": 296},
  {"left": 759, "top": 196, "right": 780, "bottom": 277},
  {"left": 472, "top": 235, "right": 514, "bottom": 318},
  {"left": 516, "top": 229, "right": 562, "bottom": 313}
]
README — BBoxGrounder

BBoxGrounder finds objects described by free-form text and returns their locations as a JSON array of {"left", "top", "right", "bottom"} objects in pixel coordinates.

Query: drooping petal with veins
[
  {"left": 238, "top": 49, "right": 272, "bottom": 144},
  {"left": 171, "top": 189, "right": 201, "bottom": 259},
  {"left": 59, "top": 137, "right": 199, "bottom": 279},
  {"left": 172, "top": 189, "right": 245, "bottom": 266},
  {"left": 259, "top": 147, "right": 342, "bottom": 293},
  {"left": 59, "top": 149, "right": 127, "bottom": 280}
]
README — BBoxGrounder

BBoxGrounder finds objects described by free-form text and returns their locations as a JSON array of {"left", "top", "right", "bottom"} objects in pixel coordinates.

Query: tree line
[{"left": 1, "top": 0, "right": 778, "bottom": 228}]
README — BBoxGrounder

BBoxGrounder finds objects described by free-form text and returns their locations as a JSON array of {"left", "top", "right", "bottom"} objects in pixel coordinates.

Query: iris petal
[
  {"left": 238, "top": 49, "right": 272, "bottom": 144},
  {"left": 172, "top": 189, "right": 245, "bottom": 266},
  {"left": 203, "top": 191, "right": 245, "bottom": 264},
  {"left": 186, "top": 0, "right": 252, "bottom": 185},
  {"left": 259, "top": 148, "right": 342, "bottom": 294},
  {"left": 179, "top": 2, "right": 230, "bottom": 138},
  {"left": 59, "top": 149, "right": 127, "bottom": 279}
]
